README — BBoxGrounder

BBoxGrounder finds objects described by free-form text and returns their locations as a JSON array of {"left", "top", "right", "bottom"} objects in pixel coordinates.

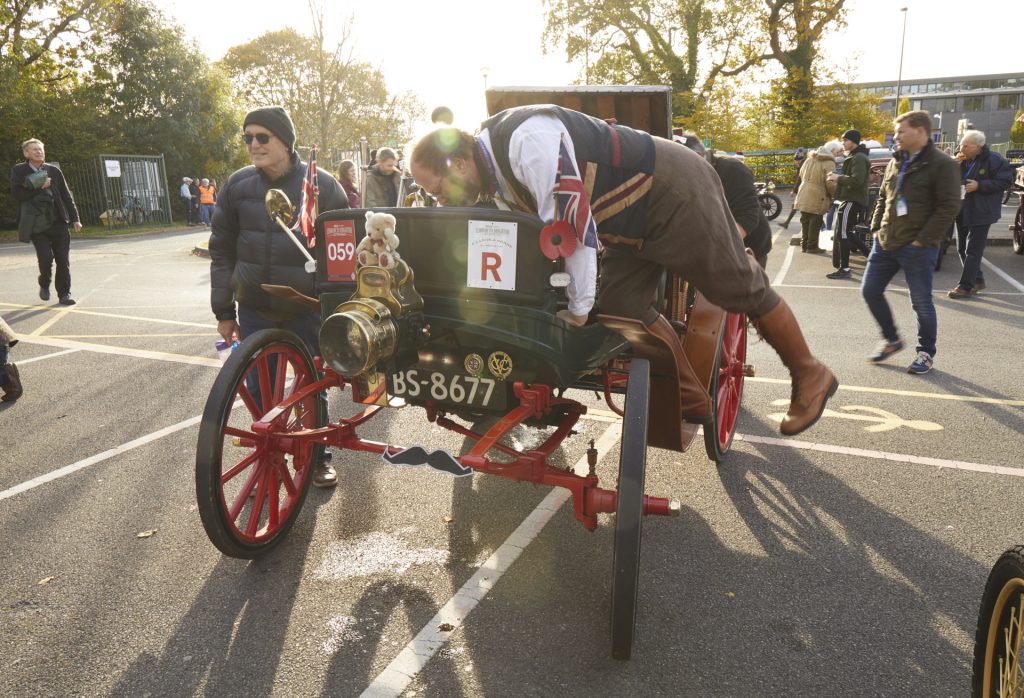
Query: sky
[{"left": 153, "top": 0, "right": 1021, "bottom": 132}]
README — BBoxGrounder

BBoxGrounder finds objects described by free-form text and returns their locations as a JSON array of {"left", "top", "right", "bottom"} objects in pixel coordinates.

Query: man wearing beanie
[
  {"left": 208, "top": 105, "right": 348, "bottom": 488},
  {"left": 826, "top": 128, "right": 872, "bottom": 279}
]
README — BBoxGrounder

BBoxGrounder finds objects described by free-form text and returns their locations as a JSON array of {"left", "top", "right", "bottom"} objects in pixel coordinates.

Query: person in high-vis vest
[
  {"left": 198, "top": 178, "right": 217, "bottom": 227},
  {"left": 410, "top": 105, "right": 838, "bottom": 437}
]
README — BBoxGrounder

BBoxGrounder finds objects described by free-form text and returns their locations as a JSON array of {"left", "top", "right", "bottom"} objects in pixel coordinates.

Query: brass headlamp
[{"left": 319, "top": 261, "right": 425, "bottom": 377}]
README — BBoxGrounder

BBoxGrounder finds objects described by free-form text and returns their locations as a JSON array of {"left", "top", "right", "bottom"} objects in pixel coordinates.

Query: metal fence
[
  {"left": 63, "top": 154, "right": 173, "bottom": 229},
  {"left": 733, "top": 150, "right": 801, "bottom": 188}
]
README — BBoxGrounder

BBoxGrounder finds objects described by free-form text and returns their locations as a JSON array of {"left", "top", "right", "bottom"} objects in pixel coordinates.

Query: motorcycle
[{"left": 756, "top": 180, "right": 782, "bottom": 220}]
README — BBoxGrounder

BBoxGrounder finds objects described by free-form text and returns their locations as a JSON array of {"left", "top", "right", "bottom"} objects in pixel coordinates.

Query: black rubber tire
[
  {"left": 610, "top": 358, "right": 650, "bottom": 660},
  {"left": 704, "top": 314, "right": 746, "bottom": 463},
  {"left": 972, "top": 546, "right": 1024, "bottom": 697},
  {"left": 1013, "top": 203, "right": 1024, "bottom": 255},
  {"left": 760, "top": 193, "right": 782, "bottom": 220},
  {"left": 196, "top": 329, "right": 324, "bottom": 559}
]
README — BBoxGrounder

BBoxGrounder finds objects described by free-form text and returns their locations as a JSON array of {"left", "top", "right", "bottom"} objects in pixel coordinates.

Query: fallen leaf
[
  {"left": 443, "top": 516, "right": 454, "bottom": 523},
  {"left": 37, "top": 576, "right": 55, "bottom": 586},
  {"left": 438, "top": 623, "right": 454, "bottom": 632},
  {"left": 136, "top": 529, "right": 158, "bottom": 539},
  {"left": 725, "top": 591, "right": 736, "bottom": 598}
]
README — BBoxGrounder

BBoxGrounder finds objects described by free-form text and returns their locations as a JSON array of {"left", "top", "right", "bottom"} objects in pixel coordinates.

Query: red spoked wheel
[
  {"left": 703, "top": 312, "right": 747, "bottom": 462},
  {"left": 196, "top": 329, "right": 325, "bottom": 558}
]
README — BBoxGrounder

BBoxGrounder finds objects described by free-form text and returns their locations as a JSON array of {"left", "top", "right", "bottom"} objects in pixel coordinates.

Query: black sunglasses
[{"left": 243, "top": 132, "right": 273, "bottom": 145}]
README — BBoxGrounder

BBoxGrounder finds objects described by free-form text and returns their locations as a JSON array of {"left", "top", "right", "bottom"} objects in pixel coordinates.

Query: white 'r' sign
[{"left": 467, "top": 220, "right": 517, "bottom": 291}]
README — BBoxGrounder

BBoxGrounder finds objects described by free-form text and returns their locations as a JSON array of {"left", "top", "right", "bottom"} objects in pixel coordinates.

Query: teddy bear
[{"left": 355, "top": 210, "right": 401, "bottom": 269}]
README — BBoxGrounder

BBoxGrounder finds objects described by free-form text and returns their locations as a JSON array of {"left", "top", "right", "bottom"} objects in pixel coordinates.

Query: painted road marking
[
  {"left": 0, "top": 301, "right": 214, "bottom": 329},
  {"left": 982, "top": 256, "right": 1024, "bottom": 294},
  {"left": 767, "top": 399, "right": 942, "bottom": 432},
  {"left": 45, "top": 333, "right": 217, "bottom": 339},
  {"left": 359, "top": 421, "right": 623, "bottom": 698},
  {"left": 772, "top": 283, "right": 1023, "bottom": 296},
  {"left": 0, "top": 414, "right": 202, "bottom": 502},
  {"left": 734, "top": 432, "right": 1024, "bottom": 478},
  {"left": 771, "top": 238, "right": 798, "bottom": 287},
  {"left": 15, "top": 335, "right": 220, "bottom": 368},
  {"left": 13, "top": 348, "right": 81, "bottom": 366},
  {"left": 748, "top": 376, "right": 1024, "bottom": 407}
]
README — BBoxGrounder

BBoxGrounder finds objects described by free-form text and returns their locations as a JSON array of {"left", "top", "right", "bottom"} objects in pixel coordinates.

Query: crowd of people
[
  {"left": 776, "top": 118, "right": 1014, "bottom": 374},
  {"left": 179, "top": 176, "right": 219, "bottom": 227},
  {"left": 4, "top": 104, "right": 1015, "bottom": 417}
]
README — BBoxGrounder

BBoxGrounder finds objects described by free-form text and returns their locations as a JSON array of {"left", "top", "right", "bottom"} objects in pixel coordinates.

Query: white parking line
[
  {"left": 982, "top": 256, "right": 1024, "bottom": 293},
  {"left": 734, "top": 432, "right": 1024, "bottom": 477},
  {"left": 0, "top": 414, "right": 202, "bottom": 502},
  {"left": 359, "top": 421, "right": 623, "bottom": 698},
  {"left": 771, "top": 239, "right": 797, "bottom": 287},
  {"left": 13, "top": 348, "right": 81, "bottom": 366},
  {"left": 14, "top": 335, "right": 220, "bottom": 368}
]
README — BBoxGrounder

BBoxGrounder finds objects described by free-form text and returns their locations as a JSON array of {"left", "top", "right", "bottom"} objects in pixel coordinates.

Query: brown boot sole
[{"left": 780, "top": 376, "right": 839, "bottom": 436}]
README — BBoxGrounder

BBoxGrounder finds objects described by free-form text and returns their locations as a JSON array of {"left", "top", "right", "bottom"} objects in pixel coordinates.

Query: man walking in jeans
[{"left": 861, "top": 111, "right": 961, "bottom": 375}]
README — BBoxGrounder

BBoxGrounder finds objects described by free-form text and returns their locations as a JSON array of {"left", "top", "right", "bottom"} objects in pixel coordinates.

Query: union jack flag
[
  {"left": 295, "top": 144, "right": 319, "bottom": 248},
  {"left": 554, "top": 135, "right": 600, "bottom": 251}
]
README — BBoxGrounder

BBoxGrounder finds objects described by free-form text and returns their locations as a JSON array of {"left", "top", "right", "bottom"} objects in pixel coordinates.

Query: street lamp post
[
  {"left": 894, "top": 7, "right": 908, "bottom": 117},
  {"left": 481, "top": 66, "right": 490, "bottom": 92}
]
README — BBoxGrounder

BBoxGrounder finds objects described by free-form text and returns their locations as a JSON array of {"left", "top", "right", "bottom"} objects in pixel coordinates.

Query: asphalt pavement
[{"left": 0, "top": 202, "right": 1022, "bottom": 697}]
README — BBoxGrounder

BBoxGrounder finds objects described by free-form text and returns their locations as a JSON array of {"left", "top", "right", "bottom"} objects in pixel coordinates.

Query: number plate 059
[{"left": 388, "top": 370, "right": 505, "bottom": 409}]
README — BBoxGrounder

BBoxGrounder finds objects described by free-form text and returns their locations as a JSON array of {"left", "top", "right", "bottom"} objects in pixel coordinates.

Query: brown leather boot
[
  {"left": 644, "top": 315, "right": 712, "bottom": 422},
  {"left": 754, "top": 299, "right": 837, "bottom": 435},
  {"left": 1, "top": 363, "right": 23, "bottom": 402}
]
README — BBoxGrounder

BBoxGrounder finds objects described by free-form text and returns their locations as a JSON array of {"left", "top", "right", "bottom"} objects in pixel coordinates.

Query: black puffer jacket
[{"left": 209, "top": 152, "right": 347, "bottom": 321}]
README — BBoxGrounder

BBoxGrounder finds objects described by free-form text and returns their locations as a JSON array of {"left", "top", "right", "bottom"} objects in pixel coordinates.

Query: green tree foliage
[
  {"left": 219, "top": 20, "right": 422, "bottom": 170},
  {"left": 1011, "top": 111, "right": 1024, "bottom": 145},
  {"left": 543, "top": 0, "right": 846, "bottom": 136},
  {"left": 0, "top": 0, "right": 246, "bottom": 227},
  {"left": 0, "top": 0, "right": 115, "bottom": 84},
  {"left": 85, "top": 1, "right": 247, "bottom": 183}
]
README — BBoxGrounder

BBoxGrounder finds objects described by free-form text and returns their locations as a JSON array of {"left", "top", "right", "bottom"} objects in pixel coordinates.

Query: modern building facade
[{"left": 854, "top": 72, "right": 1024, "bottom": 143}]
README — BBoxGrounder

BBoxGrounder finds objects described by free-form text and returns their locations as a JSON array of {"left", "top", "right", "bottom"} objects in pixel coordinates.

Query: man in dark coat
[
  {"left": 10, "top": 138, "right": 82, "bottom": 305},
  {"left": 948, "top": 129, "right": 1013, "bottom": 298},
  {"left": 679, "top": 135, "right": 771, "bottom": 267},
  {"left": 208, "top": 106, "right": 348, "bottom": 487}
]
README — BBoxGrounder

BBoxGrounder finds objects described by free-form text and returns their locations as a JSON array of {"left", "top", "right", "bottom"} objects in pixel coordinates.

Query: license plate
[{"left": 388, "top": 369, "right": 506, "bottom": 410}]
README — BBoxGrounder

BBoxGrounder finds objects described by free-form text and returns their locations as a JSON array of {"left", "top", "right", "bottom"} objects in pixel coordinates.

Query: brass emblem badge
[
  {"left": 487, "top": 351, "right": 513, "bottom": 380},
  {"left": 464, "top": 353, "right": 484, "bottom": 377}
]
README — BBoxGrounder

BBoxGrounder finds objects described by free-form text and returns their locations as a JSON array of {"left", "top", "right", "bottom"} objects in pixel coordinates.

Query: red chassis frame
[{"left": 246, "top": 357, "right": 678, "bottom": 532}]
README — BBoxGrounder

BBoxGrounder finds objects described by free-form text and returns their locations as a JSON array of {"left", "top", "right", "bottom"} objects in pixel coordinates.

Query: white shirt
[{"left": 478, "top": 114, "right": 598, "bottom": 317}]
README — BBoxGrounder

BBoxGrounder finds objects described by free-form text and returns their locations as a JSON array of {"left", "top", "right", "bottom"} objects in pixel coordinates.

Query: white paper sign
[
  {"left": 467, "top": 220, "right": 517, "bottom": 291},
  {"left": 104, "top": 160, "right": 122, "bottom": 177}
]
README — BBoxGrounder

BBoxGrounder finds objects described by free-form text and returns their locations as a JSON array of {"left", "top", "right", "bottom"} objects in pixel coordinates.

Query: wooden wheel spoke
[
  {"left": 273, "top": 352, "right": 289, "bottom": 405},
  {"left": 246, "top": 474, "right": 268, "bottom": 537},
  {"left": 275, "top": 458, "right": 299, "bottom": 498},
  {"left": 238, "top": 383, "right": 261, "bottom": 420},
  {"left": 223, "top": 425, "right": 256, "bottom": 440},
  {"left": 227, "top": 463, "right": 262, "bottom": 521},
  {"left": 256, "top": 355, "right": 272, "bottom": 416},
  {"left": 221, "top": 449, "right": 260, "bottom": 485},
  {"left": 267, "top": 468, "right": 281, "bottom": 529}
]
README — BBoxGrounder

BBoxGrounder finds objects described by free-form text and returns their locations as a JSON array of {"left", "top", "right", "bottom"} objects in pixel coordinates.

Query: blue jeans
[
  {"left": 237, "top": 304, "right": 328, "bottom": 423},
  {"left": 200, "top": 203, "right": 215, "bottom": 226},
  {"left": 955, "top": 222, "right": 989, "bottom": 290},
  {"left": 861, "top": 238, "right": 939, "bottom": 357}
]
